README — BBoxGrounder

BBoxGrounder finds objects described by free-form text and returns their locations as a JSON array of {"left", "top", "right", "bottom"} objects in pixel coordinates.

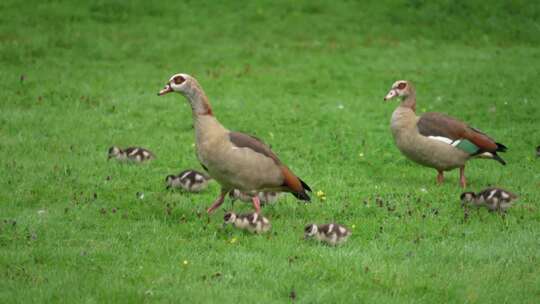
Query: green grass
[{"left": 1, "top": 0, "right": 540, "bottom": 302}]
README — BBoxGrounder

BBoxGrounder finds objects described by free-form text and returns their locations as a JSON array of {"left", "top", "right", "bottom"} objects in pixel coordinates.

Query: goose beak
[
  {"left": 384, "top": 89, "right": 397, "bottom": 101},
  {"left": 158, "top": 84, "right": 173, "bottom": 96}
]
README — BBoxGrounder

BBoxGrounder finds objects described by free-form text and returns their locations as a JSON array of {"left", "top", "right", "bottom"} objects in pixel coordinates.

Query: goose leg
[
  {"left": 206, "top": 189, "right": 228, "bottom": 214},
  {"left": 459, "top": 166, "right": 467, "bottom": 188},
  {"left": 252, "top": 195, "right": 261, "bottom": 214},
  {"left": 436, "top": 170, "right": 444, "bottom": 184}
]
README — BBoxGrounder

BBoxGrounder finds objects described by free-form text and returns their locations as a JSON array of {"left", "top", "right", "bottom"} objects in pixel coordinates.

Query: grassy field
[{"left": 1, "top": 0, "right": 540, "bottom": 302}]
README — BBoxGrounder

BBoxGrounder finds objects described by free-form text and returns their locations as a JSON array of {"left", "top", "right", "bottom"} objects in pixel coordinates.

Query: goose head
[
  {"left": 223, "top": 212, "right": 237, "bottom": 224},
  {"left": 460, "top": 192, "right": 476, "bottom": 203},
  {"left": 108, "top": 146, "right": 122, "bottom": 160},
  {"left": 158, "top": 73, "right": 205, "bottom": 97},
  {"left": 384, "top": 80, "right": 414, "bottom": 101},
  {"left": 304, "top": 224, "right": 318, "bottom": 238}
]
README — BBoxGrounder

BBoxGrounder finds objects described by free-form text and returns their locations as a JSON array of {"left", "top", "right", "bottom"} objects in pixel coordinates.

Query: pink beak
[
  {"left": 158, "top": 84, "right": 173, "bottom": 96},
  {"left": 383, "top": 89, "right": 397, "bottom": 101}
]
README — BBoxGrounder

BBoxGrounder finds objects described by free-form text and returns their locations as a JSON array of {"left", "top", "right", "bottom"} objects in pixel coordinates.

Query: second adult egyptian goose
[
  {"left": 384, "top": 80, "right": 507, "bottom": 188},
  {"left": 158, "top": 73, "right": 311, "bottom": 214}
]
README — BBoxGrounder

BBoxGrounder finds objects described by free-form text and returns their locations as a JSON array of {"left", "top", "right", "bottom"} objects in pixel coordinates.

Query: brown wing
[
  {"left": 229, "top": 132, "right": 280, "bottom": 164},
  {"left": 229, "top": 131, "right": 311, "bottom": 200},
  {"left": 417, "top": 112, "right": 498, "bottom": 151}
]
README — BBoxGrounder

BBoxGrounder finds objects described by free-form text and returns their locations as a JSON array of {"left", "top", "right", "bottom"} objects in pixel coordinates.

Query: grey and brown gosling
[
  {"left": 229, "top": 190, "right": 281, "bottom": 206},
  {"left": 304, "top": 223, "right": 351, "bottom": 246},
  {"left": 108, "top": 146, "right": 155, "bottom": 163},
  {"left": 223, "top": 211, "right": 271, "bottom": 234},
  {"left": 460, "top": 187, "right": 518, "bottom": 213},
  {"left": 166, "top": 169, "right": 211, "bottom": 192}
]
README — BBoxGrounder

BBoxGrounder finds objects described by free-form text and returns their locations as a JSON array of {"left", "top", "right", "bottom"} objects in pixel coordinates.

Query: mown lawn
[{"left": 1, "top": 0, "right": 539, "bottom": 303}]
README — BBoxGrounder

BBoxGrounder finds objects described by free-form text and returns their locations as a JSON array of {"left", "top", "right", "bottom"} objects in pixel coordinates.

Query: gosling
[
  {"left": 166, "top": 169, "right": 211, "bottom": 192},
  {"left": 229, "top": 190, "right": 281, "bottom": 206},
  {"left": 304, "top": 223, "right": 351, "bottom": 246},
  {"left": 460, "top": 187, "right": 518, "bottom": 213},
  {"left": 108, "top": 146, "right": 155, "bottom": 163},
  {"left": 223, "top": 211, "right": 271, "bottom": 234}
]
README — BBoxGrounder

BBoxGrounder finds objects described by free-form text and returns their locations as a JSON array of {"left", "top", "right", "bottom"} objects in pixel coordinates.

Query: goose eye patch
[
  {"left": 397, "top": 82, "right": 407, "bottom": 90},
  {"left": 173, "top": 76, "right": 185, "bottom": 85}
]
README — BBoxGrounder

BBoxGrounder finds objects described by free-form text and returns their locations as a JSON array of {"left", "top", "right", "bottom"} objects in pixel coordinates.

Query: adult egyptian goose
[
  {"left": 158, "top": 73, "right": 311, "bottom": 214},
  {"left": 165, "top": 169, "right": 211, "bottom": 192},
  {"left": 108, "top": 146, "right": 155, "bottom": 163},
  {"left": 384, "top": 80, "right": 507, "bottom": 188},
  {"left": 461, "top": 187, "right": 518, "bottom": 213},
  {"left": 304, "top": 223, "right": 351, "bottom": 246},
  {"left": 223, "top": 211, "right": 272, "bottom": 234}
]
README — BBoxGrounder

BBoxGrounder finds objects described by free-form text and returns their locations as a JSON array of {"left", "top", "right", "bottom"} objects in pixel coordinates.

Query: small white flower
[
  {"left": 337, "top": 104, "right": 344, "bottom": 110},
  {"left": 420, "top": 188, "right": 427, "bottom": 193}
]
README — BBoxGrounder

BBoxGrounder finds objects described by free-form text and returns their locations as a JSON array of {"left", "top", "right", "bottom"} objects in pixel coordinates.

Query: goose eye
[
  {"left": 397, "top": 82, "right": 407, "bottom": 90},
  {"left": 173, "top": 75, "right": 185, "bottom": 85}
]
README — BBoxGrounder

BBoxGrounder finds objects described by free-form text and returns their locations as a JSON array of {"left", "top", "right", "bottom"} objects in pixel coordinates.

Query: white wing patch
[
  {"left": 477, "top": 152, "right": 494, "bottom": 158},
  {"left": 487, "top": 190, "right": 497, "bottom": 200},
  {"left": 428, "top": 136, "right": 454, "bottom": 145},
  {"left": 180, "top": 171, "right": 191, "bottom": 180}
]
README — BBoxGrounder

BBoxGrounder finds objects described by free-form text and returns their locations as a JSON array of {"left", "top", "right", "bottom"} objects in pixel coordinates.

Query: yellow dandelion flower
[
  {"left": 351, "top": 224, "right": 356, "bottom": 229},
  {"left": 358, "top": 152, "right": 364, "bottom": 158},
  {"left": 316, "top": 190, "right": 326, "bottom": 201},
  {"left": 183, "top": 260, "right": 189, "bottom": 265},
  {"left": 230, "top": 237, "right": 237, "bottom": 244}
]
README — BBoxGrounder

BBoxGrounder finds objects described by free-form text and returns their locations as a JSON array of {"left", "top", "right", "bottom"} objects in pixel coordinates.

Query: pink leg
[
  {"left": 436, "top": 170, "right": 444, "bottom": 184},
  {"left": 206, "top": 190, "right": 228, "bottom": 214},
  {"left": 459, "top": 166, "right": 467, "bottom": 188},
  {"left": 252, "top": 195, "right": 261, "bottom": 214}
]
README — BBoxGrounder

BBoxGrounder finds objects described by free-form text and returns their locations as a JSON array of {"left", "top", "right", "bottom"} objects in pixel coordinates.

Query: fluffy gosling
[
  {"left": 166, "top": 169, "right": 211, "bottom": 192},
  {"left": 460, "top": 187, "right": 518, "bottom": 213},
  {"left": 304, "top": 223, "right": 351, "bottom": 246},
  {"left": 229, "top": 190, "right": 281, "bottom": 206},
  {"left": 108, "top": 146, "right": 155, "bottom": 163},
  {"left": 223, "top": 211, "right": 271, "bottom": 234}
]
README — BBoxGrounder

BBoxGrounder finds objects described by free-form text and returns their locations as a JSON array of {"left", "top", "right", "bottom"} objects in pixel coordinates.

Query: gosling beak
[
  {"left": 384, "top": 89, "right": 397, "bottom": 101},
  {"left": 158, "top": 84, "right": 173, "bottom": 96}
]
